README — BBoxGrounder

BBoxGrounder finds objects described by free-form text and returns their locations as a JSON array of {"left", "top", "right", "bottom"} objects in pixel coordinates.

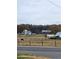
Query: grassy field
[
  {"left": 17, "top": 53, "right": 50, "bottom": 59},
  {"left": 17, "top": 34, "right": 61, "bottom": 47},
  {"left": 17, "top": 53, "right": 33, "bottom": 59},
  {"left": 17, "top": 34, "right": 45, "bottom": 38},
  {"left": 17, "top": 40, "right": 61, "bottom": 47}
]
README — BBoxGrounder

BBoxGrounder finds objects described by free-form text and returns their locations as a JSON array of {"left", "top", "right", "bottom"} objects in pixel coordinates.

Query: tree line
[{"left": 17, "top": 24, "right": 61, "bottom": 34}]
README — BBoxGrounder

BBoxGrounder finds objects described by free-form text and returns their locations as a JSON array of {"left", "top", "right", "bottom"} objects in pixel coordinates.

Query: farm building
[
  {"left": 47, "top": 32, "right": 61, "bottom": 39},
  {"left": 42, "top": 30, "right": 51, "bottom": 34},
  {"left": 55, "top": 32, "right": 61, "bottom": 38},
  {"left": 22, "top": 30, "right": 32, "bottom": 35},
  {"left": 47, "top": 34, "right": 56, "bottom": 39}
]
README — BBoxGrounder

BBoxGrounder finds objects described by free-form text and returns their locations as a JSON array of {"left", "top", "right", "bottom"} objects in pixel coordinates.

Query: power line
[{"left": 47, "top": 0, "right": 60, "bottom": 8}]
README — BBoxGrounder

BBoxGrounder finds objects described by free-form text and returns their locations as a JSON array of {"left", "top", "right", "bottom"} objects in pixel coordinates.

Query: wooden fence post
[
  {"left": 42, "top": 39, "right": 43, "bottom": 46},
  {"left": 55, "top": 40, "right": 56, "bottom": 47},
  {"left": 29, "top": 41, "right": 31, "bottom": 46}
]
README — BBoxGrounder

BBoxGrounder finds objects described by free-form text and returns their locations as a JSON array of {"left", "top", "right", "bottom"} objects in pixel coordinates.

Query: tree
[{"left": 17, "top": 24, "right": 61, "bottom": 34}]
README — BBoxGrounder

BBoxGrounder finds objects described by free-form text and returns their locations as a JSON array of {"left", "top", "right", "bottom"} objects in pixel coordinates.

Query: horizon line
[{"left": 17, "top": 23, "right": 61, "bottom": 25}]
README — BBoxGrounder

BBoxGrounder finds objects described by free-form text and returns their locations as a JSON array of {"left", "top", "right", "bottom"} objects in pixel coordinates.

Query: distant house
[
  {"left": 55, "top": 32, "right": 61, "bottom": 38},
  {"left": 22, "top": 30, "right": 32, "bottom": 35},
  {"left": 47, "top": 32, "right": 61, "bottom": 39},
  {"left": 42, "top": 30, "right": 51, "bottom": 34},
  {"left": 47, "top": 34, "right": 56, "bottom": 39}
]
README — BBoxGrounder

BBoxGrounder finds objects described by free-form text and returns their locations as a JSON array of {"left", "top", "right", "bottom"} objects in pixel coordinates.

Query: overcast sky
[{"left": 17, "top": 0, "right": 61, "bottom": 25}]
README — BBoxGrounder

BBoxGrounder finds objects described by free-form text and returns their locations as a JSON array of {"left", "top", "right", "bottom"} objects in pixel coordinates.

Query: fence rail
[{"left": 17, "top": 39, "right": 61, "bottom": 47}]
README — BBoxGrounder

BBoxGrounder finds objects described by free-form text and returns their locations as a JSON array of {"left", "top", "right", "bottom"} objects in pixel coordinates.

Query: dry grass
[
  {"left": 17, "top": 40, "right": 61, "bottom": 47},
  {"left": 17, "top": 34, "right": 61, "bottom": 47},
  {"left": 17, "top": 54, "right": 50, "bottom": 59}
]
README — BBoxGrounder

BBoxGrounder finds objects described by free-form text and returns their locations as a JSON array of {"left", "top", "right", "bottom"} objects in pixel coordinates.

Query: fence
[{"left": 17, "top": 38, "right": 61, "bottom": 47}]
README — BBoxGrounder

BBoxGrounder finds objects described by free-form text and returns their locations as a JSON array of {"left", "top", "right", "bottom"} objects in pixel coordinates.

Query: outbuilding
[{"left": 22, "top": 30, "right": 32, "bottom": 35}]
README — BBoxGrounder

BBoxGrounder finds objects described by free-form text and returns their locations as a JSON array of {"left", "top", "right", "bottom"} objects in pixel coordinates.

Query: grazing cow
[{"left": 21, "top": 39, "right": 24, "bottom": 41}]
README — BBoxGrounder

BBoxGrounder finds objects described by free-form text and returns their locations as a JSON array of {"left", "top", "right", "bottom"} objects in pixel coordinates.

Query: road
[{"left": 17, "top": 46, "right": 61, "bottom": 59}]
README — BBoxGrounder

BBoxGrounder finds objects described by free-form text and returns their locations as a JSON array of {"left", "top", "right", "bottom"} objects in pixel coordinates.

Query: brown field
[
  {"left": 17, "top": 34, "right": 61, "bottom": 47},
  {"left": 17, "top": 53, "right": 50, "bottom": 59}
]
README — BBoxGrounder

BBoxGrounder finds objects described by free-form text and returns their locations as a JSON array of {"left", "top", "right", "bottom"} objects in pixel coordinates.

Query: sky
[{"left": 17, "top": 0, "right": 61, "bottom": 25}]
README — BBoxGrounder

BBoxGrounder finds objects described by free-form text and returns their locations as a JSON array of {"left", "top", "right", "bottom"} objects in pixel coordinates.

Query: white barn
[
  {"left": 47, "top": 32, "right": 61, "bottom": 39},
  {"left": 47, "top": 34, "right": 56, "bottom": 38},
  {"left": 42, "top": 30, "right": 51, "bottom": 34},
  {"left": 22, "top": 30, "right": 32, "bottom": 35},
  {"left": 55, "top": 32, "right": 61, "bottom": 38}
]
